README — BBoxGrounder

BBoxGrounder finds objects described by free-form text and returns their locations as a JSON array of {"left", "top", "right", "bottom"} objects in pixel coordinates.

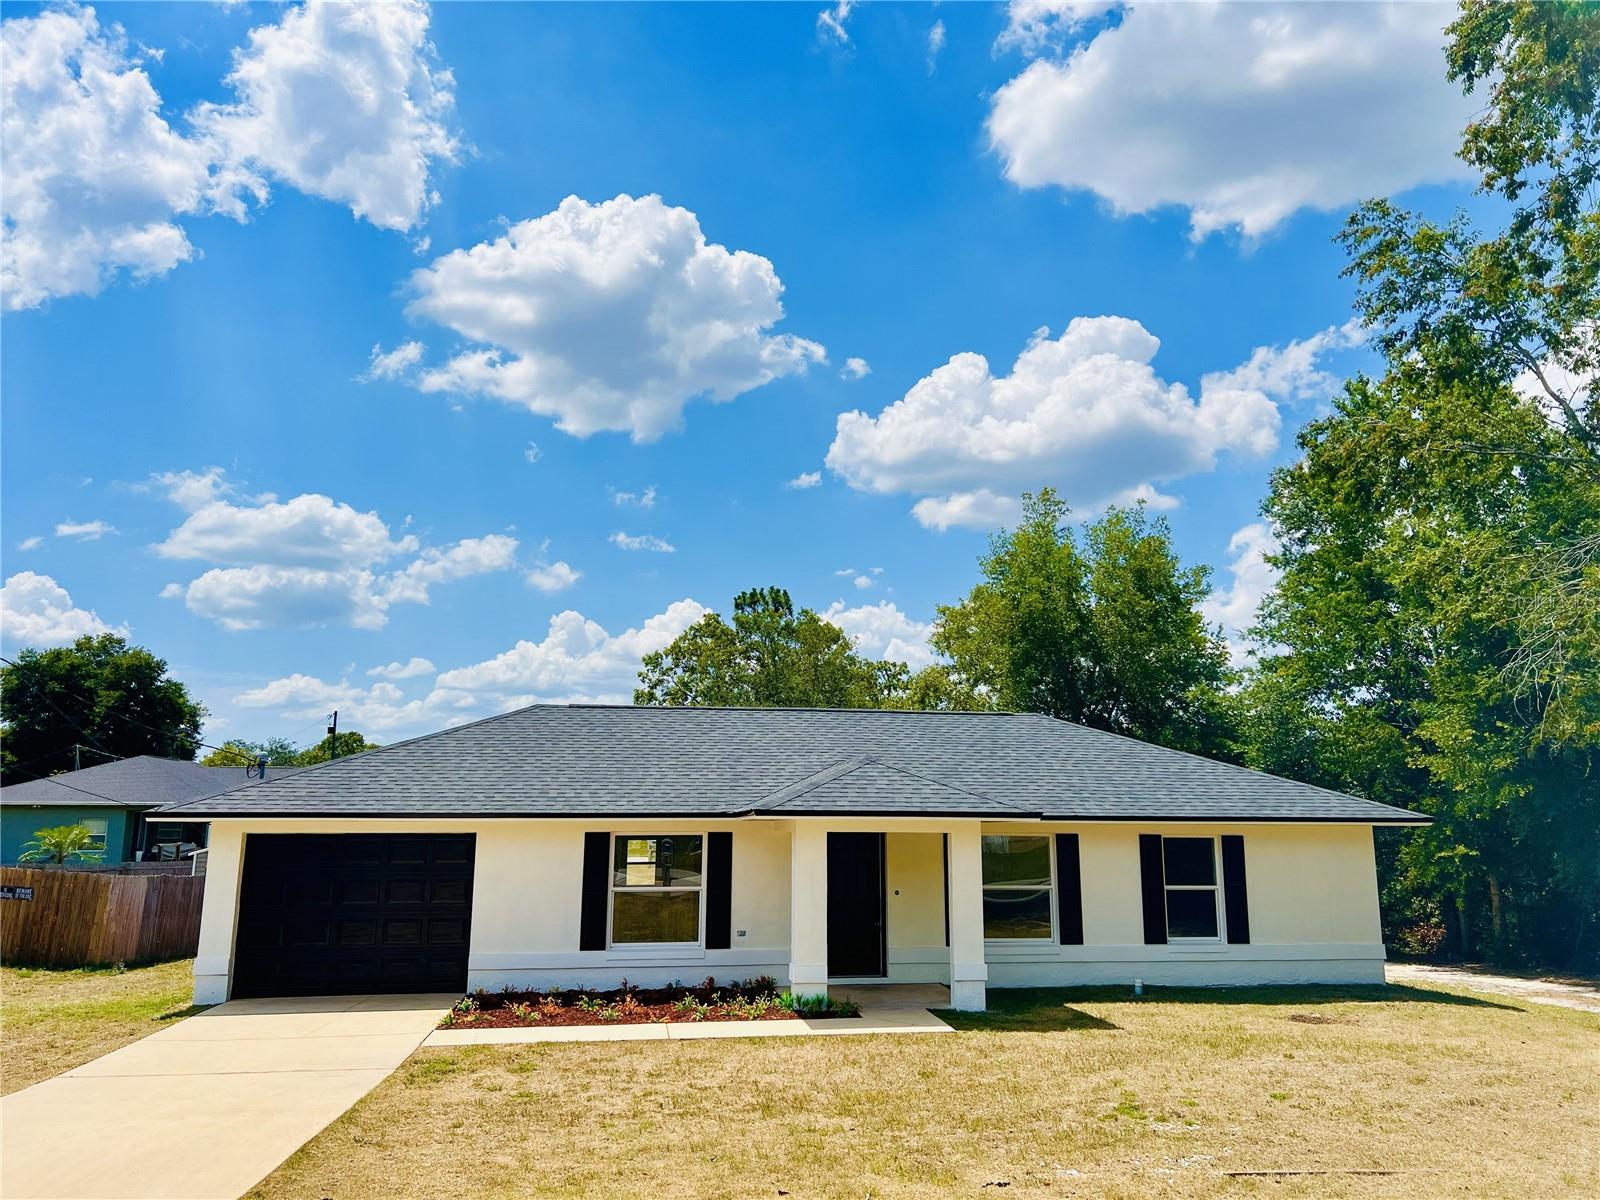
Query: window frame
[
  {"left": 80, "top": 817, "right": 109, "bottom": 852},
  {"left": 606, "top": 832, "right": 708, "bottom": 950},
  {"left": 980, "top": 833, "right": 1056, "bottom": 943},
  {"left": 1162, "top": 835, "right": 1223, "bottom": 943}
]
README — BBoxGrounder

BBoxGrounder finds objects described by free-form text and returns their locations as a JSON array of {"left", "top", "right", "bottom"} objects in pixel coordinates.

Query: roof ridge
[{"left": 752, "top": 755, "right": 879, "bottom": 810}]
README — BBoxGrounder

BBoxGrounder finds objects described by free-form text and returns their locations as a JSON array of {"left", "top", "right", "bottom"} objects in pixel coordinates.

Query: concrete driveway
[{"left": 0, "top": 993, "right": 454, "bottom": 1200}]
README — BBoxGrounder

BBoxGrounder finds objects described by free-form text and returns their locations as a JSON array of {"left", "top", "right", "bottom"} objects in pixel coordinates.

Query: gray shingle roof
[
  {"left": 154, "top": 705, "right": 1427, "bottom": 824},
  {"left": 2, "top": 756, "right": 308, "bottom": 810}
]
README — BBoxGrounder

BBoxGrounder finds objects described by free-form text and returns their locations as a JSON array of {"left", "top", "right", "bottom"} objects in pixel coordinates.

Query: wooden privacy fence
[{"left": 0, "top": 866, "right": 205, "bottom": 967}]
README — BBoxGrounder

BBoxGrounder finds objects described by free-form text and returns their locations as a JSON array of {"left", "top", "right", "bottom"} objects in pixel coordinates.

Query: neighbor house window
[
  {"left": 981, "top": 835, "right": 1053, "bottom": 939},
  {"left": 611, "top": 835, "right": 703, "bottom": 945},
  {"left": 81, "top": 818, "right": 108, "bottom": 851},
  {"left": 1163, "top": 837, "right": 1220, "bottom": 940}
]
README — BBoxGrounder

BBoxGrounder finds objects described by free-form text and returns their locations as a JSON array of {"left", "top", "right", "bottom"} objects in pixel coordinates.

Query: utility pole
[
  {"left": 327, "top": 710, "right": 339, "bottom": 760},
  {"left": 73, "top": 744, "right": 81, "bottom": 771}
]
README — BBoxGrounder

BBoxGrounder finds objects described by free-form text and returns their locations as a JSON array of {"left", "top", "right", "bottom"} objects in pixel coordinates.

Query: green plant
[
  {"left": 575, "top": 994, "right": 603, "bottom": 1013},
  {"left": 452, "top": 996, "right": 478, "bottom": 1015},
  {"left": 17, "top": 823, "right": 104, "bottom": 866},
  {"left": 777, "top": 991, "right": 860, "bottom": 1017}
]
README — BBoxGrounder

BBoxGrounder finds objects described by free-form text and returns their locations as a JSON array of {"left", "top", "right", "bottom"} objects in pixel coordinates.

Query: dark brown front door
[
  {"left": 232, "top": 833, "right": 475, "bottom": 998},
  {"left": 827, "top": 832, "right": 886, "bottom": 977}
]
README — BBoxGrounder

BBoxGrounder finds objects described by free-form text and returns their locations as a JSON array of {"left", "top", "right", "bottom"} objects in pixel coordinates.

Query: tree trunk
[
  {"left": 1456, "top": 892, "right": 1472, "bottom": 959},
  {"left": 1487, "top": 874, "right": 1504, "bottom": 959}
]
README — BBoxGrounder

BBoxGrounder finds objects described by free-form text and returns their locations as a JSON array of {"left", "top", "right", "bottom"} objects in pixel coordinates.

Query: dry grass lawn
[
  {"left": 252, "top": 982, "right": 1599, "bottom": 1200},
  {"left": 0, "top": 958, "right": 201, "bottom": 1095}
]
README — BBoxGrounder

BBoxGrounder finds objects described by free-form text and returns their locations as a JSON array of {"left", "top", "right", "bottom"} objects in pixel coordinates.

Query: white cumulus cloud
[
  {"left": 786, "top": 471, "right": 822, "bottom": 490},
  {"left": 436, "top": 599, "right": 709, "bottom": 697},
  {"left": 0, "top": 5, "right": 226, "bottom": 311},
  {"left": 526, "top": 560, "right": 581, "bottom": 593},
  {"left": 988, "top": 1, "right": 1474, "bottom": 240},
  {"left": 407, "top": 193, "right": 825, "bottom": 441},
  {"left": 1201, "top": 522, "right": 1281, "bottom": 668},
  {"left": 0, "top": 572, "right": 125, "bottom": 645},
  {"left": 821, "top": 600, "right": 937, "bottom": 671},
  {"left": 827, "top": 316, "right": 1360, "bottom": 529},
  {"left": 194, "top": 0, "right": 458, "bottom": 233},
  {"left": 368, "top": 656, "right": 436, "bottom": 680},
  {"left": 236, "top": 671, "right": 478, "bottom": 732},
  {"left": 149, "top": 468, "right": 516, "bottom": 630},
  {"left": 840, "top": 356, "right": 871, "bottom": 381}
]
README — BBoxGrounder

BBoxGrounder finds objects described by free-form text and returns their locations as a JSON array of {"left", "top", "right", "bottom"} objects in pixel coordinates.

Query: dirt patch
[
  {"left": 438, "top": 977, "right": 860, "bottom": 1029},
  {"left": 1287, "top": 1012, "right": 1353, "bottom": 1025}
]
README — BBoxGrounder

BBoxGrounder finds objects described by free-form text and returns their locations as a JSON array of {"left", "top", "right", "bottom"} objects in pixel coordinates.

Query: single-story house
[
  {"left": 157, "top": 705, "right": 1428, "bottom": 1010},
  {"left": 1, "top": 755, "right": 303, "bottom": 865}
]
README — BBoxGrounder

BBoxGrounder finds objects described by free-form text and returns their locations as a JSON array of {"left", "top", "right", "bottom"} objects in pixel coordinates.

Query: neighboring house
[
  {"left": 158, "top": 705, "right": 1428, "bottom": 1010},
  {"left": 1, "top": 756, "right": 305, "bottom": 865}
]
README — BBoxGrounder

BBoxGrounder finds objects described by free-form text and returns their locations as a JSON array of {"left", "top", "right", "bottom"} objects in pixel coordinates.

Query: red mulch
[{"left": 438, "top": 978, "right": 858, "bottom": 1029}]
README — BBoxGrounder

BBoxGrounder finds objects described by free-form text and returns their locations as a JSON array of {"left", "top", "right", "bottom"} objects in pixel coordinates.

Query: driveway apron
[{"left": 0, "top": 993, "right": 454, "bottom": 1200}]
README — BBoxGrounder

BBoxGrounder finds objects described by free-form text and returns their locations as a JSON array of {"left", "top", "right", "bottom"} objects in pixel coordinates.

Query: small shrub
[
  {"left": 1393, "top": 921, "right": 1449, "bottom": 959},
  {"left": 452, "top": 996, "right": 479, "bottom": 1015}
]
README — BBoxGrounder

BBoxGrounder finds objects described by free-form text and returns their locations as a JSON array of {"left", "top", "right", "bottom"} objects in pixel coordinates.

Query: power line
[{"left": 0, "top": 654, "right": 294, "bottom": 768}]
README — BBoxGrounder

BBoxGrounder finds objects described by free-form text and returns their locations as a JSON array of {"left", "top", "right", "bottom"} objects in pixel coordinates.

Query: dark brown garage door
[{"left": 233, "top": 833, "right": 475, "bottom": 998}]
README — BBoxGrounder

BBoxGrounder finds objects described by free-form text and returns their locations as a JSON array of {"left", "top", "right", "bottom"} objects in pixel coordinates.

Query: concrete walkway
[
  {"left": 0, "top": 993, "right": 454, "bottom": 1200},
  {"left": 1387, "top": 962, "right": 1600, "bottom": 1014},
  {"left": 426, "top": 982, "right": 955, "bottom": 1047}
]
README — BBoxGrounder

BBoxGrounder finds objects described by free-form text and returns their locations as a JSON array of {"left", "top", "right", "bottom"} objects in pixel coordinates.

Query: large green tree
[
  {"left": 1243, "top": 0, "right": 1600, "bottom": 969},
  {"left": 0, "top": 635, "right": 206, "bottom": 785},
  {"left": 635, "top": 586, "right": 956, "bottom": 709},
  {"left": 933, "top": 490, "right": 1232, "bottom": 755}
]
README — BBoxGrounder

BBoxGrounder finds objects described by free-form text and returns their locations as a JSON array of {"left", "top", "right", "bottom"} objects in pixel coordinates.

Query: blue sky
[{"left": 1, "top": 1, "right": 1482, "bottom": 747}]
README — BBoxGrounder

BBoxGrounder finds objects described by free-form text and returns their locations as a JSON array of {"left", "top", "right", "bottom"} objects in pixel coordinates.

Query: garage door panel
[{"left": 233, "top": 833, "right": 475, "bottom": 998}]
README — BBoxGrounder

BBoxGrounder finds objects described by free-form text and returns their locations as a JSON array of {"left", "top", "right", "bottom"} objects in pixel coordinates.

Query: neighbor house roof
[
  {"left": 154, "top": 705, "right": 1427, "bottom": 825},
  {"left": 2, "top": 755, "right": 308, "bottom": 810}
]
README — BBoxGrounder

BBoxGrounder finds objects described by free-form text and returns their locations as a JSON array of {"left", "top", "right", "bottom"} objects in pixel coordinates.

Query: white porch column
[
  {"left": 788, "top": 821, "right": 829, "bottom": 1001},
  {"left": 946, "top": 823, "right": 988, "bottom": 1011}
]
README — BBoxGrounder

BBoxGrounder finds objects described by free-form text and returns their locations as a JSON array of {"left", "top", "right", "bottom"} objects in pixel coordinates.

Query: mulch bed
[{"left": 438, "top": 976, "right": 860, "bottom": 1029}]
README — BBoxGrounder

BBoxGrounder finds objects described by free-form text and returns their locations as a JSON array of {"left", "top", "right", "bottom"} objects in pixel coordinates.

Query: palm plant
[{"left": 18, "top": 823, "right": 105, "bottom": 865}]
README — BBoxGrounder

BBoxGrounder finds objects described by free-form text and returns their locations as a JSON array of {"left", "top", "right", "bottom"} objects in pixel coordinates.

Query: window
[
  {"left": 981, "top": 835, "right": 1053, "bottom": 939},
  {"left": 81, "top": 818, "right": 108, "bottom": 851},
  {"left": 610, "top": 835, "right": 703, "bottom": 945},
  {"left": 150, "top": 823, "right": 183, "bottom": 845},
  {"left": 1163, "top": 837, "right": 1220, "bottom": 940}
]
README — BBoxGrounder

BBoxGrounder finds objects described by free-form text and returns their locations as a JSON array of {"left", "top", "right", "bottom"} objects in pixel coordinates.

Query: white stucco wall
[{"left": 191, "top": 816, "right": 1388, "bottom": 1005}]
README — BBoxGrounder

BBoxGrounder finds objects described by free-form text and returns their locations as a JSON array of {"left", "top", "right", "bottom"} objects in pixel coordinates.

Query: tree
[
  {"left": 1342, "top": 0, "right": 1599, "bottom": 455},
  {"left": 1245, "top": 357, "right": 1599, "bottom": 969},
  {"left": 1242, "top": 0, "right": 1600, "bottom": 970},
  {"left": 933, "top": 490, "right": 1233, "bottom": 755},
  {"left": 295, "top": 731, "right": 381, "bottom": 764},
  {"left": 0, "top": 635, "right": 206, "bottom": 786},
  {"left": 19, "top": 823, "right": 104, "bottom": 866},
  {"left": 203, "top": 732, "right": 381, "bottom": 766},
  {"left": 636, "top": 587, "right": 937, "bottom": 709},
  {"left": 201, "top": 738, "right": 301, "bottom": 768}
]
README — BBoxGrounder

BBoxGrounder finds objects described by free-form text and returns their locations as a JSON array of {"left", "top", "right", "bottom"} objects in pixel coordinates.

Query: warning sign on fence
[{"left": 0, "top": 885, "right": 35, "bottom": 901}]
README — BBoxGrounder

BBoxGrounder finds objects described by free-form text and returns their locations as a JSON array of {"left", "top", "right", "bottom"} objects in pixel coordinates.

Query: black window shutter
[
  {"left": 1055, "top": 833, "right": 1084, "bottom": 945},
  {"left": 705, "top": 831, "right": 733, "bottom": 950},
  {"left": 1221, "top": 834, "right": 1250, "bottom": 945},
  {"left": 579, "top": 832, "right": 610, "bottom": 951},
  {"left": 1139, "top": 834, "right": 1167, "bottom": 945}
]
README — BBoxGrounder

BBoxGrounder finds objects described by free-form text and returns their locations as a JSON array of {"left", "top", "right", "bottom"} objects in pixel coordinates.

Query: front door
[{"left": 827, "top": 832, "right": 886, "bottom": 977}]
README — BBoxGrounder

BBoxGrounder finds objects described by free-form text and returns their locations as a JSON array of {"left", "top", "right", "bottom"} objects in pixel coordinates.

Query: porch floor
[{"left": 425, "top": 984, "right": 955, "bottom": 1046}]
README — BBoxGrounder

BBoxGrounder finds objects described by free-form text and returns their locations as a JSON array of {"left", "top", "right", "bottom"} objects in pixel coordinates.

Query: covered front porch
[{"left": 782, "top": 819, "right": 1005, "bottom": 1012}]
